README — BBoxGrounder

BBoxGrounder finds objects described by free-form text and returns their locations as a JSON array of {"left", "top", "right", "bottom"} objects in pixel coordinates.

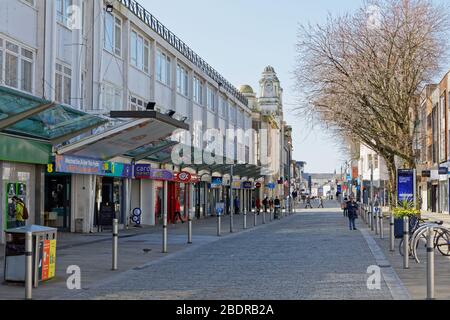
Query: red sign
[
  {"left": 255, "top": 182, "right": 262, "bottom": 188},
  {"left": 175, "top": 171, "right": 192, "bottom": 183},
  {"left": 42, "top": 240, "right": 50, "bottom": 281}
]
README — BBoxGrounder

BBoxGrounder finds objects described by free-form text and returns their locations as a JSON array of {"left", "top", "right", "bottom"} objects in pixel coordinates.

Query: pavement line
[{"left": 360, "top": 228, "right": 412, "bottom": 300}]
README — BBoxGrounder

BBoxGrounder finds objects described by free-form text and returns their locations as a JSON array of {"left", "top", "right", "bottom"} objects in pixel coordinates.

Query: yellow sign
[{"left": 48, "top": 239, "right": 56, "bottom": 278}]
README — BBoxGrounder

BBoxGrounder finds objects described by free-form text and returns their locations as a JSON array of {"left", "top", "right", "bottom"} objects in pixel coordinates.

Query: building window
[
  {"left": 104, "top": 12, "right": 122, "bottom": 56},
  {"left": 219, "top": 96, "right": 227, "bottom": 118},
  {"left": 129, "top": 95, "right": 145, "bottom": 111},
  {"left": 229, "top": 103, "right": 236, "bottom": 123},
  {"left": 55, "top": 63, "right": 72, "bottom": 105},
  {"left": 56, "top": 0, "right": 72, "bottom": 26},
  {"left": 374, "top": 154, "right": 379, "bottom": 170},
  {"left": 193, "top": 76, "right": 203, "bottom": 105},
  {"left": 206, "top": 86, "right": 216, "bottom": 111},
  {"left": 156, "top": 49, "right": 171, "bottom": 86},
  {"left": 2, "top": 39, "right": 34, "bottom": 93},
  {"left": 176, "top": 64, "right": 188, "bottom": 96},
  {"left": 130, "top": 30, "right": 149, "bottom": 73},
  {"left": 103, "top": 83, "right": 122, "bottom": 111}
]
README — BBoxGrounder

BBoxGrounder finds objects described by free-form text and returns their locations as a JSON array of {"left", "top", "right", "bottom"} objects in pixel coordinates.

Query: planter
[{"left": 394, "top": 216, "right": 418, "bottom": 239}]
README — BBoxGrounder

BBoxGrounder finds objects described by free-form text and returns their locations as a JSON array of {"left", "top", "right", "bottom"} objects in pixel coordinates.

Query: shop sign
[
  {"left": 55, "top": 155, "right": 132, "bottom": 178},
  {"left": 134, "top": 164, "right": 174, "bottom": 181},
  {"left": 439, "top": 167, "right": 448, "bottom": 175},
  {"left": 242, "top": 181, "right": 253, "bottom": 189},
  {"left": 232, "top": 180, "right": 242, "bottom": 189},
  {"left": 175, "top": 171, "right": 192, "bottom": 183},
  {"left": 211, "top": 176, "right": 223, "bottom": 188}
]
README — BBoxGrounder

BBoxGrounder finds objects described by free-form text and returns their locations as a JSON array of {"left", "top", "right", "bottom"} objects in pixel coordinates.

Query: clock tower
[{"left": 258, "top": 66, "right": 283, "bottom": 117}]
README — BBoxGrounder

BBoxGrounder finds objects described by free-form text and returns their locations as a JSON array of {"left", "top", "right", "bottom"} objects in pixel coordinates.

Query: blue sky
[{"left": 140, "top": 0, "right": 448, "bottom": 173}]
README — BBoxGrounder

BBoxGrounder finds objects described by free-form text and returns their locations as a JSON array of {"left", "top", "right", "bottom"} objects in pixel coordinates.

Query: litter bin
[{"left": 4, "top": 225, "right": 57, "bottom": 288}]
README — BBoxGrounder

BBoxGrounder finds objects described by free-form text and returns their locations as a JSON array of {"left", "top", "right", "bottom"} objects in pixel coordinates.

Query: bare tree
[{"left": 294, "top": 0, "right": 450, "bottom": 205}]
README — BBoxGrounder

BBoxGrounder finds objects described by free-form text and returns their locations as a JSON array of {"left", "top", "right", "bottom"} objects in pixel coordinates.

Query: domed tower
[
  {"left": 239, "top": 84, "right": 258, "bottom": 111},
  {"left": 258, "top": 66, "right": 283, "bottom": 116}
]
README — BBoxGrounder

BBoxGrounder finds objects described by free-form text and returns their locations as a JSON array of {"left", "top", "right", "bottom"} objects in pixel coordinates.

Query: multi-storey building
[{"left": 0, "top": 0, "right": 264, "bottom": 240}]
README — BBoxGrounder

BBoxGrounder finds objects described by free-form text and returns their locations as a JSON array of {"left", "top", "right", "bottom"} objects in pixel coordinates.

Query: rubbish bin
[{"left": 4, "top": 225, "right": 57, "bottom": 288}]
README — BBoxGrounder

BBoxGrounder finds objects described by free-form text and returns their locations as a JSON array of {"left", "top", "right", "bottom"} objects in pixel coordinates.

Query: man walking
[
  {"left": 262, "top": 196, "right": 269, "bottom": 213},
  {"left": 347, "top": 195, "right": 359, "bottom": 231},
  {"left": 318, "top": 196, "right": 324, "bottom": 208},
  {"left": 234, "top": 195, "right": 240, "bottom": 215},
  {"left": 305, "top": 196, "right": 313, "bottom": 209}
]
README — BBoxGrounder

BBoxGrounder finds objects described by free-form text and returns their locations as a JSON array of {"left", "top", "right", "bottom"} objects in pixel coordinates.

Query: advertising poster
[
  {"left": 41, "top": 240, "right": 50, "bottom": 281},
  {"left": 211, "top": 177, "right": 223, "bottom": 188},
  {"left": 397, "top": 169, "right": 415, "bottom": 203},
  {"left": 48, "top": 239, "right": 57, "bottom": 279}
]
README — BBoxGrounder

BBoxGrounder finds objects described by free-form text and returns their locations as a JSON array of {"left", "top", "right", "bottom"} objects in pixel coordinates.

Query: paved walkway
[{"left": 56, "top": 202, "right": 396, "bottom": 300}]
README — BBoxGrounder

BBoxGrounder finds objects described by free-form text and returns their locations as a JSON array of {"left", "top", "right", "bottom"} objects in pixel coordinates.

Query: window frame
[
  {"left": 104, "top": 11, "right": 122, "bottom": 57},
  {"left": 56, "top": 0, "right": 73, "bottom": 27},
  {"left": 55, "top": 62, "right": 72, "bottom": 105},
  {"left": 1, "top": 38, "right": 34, "bottom": 94},
  {"left": 102, "top": 82, "right": 123, "bottom": 111},
  {"left": 193, "top": 76, "right": 203, "bottom": 105},
  {"left": 156, "top": 49, "right": 171, "bottom": 86},
  {"left": 176, "top": 63, "right": 189, "bottom": 97},
  {"left": 130, "top": 28, "right": 150, "bottom": 74}
]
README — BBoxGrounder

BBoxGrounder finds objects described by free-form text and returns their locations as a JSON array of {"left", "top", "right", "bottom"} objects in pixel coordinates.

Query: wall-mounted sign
[
  {"left": 55, "top": 155, "right": 132, "bottom": 178},
  {"left": 175, "top": 171, "right": 192, "bottom": 183},
  {"left": 232, "top": 180, "right": 242, "bottom": 189},
  {"left": 211, "top": 176, "right": 223, "bottom": 188},
  {"left": 242, "top": 181, "right": 253, "bottom": 189},
  {"left": 134, "top": 164, "right": 174, "bottom": 181},
  {"left": 421, "top": 170, "right": 431, "bottom": 178},
  {"left": 439, "top": 167, "right": 448, "bottom": 175}
]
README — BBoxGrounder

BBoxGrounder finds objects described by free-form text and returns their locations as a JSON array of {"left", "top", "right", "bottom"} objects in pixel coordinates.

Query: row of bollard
[{"left": 361, "top": 203, "right": 435, "bottom": 300}]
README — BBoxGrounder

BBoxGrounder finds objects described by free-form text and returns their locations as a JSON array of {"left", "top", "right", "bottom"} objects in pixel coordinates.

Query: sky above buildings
[{"left": 140, "top": 0, "right": 448, "bottom": 173}]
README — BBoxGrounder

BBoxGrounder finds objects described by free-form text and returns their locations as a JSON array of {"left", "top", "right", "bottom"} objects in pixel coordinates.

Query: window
[
  {"left": 176, "top": 64, "right": 188, "bottom": 96},
  {"left": 229, "top": 103, "right": 236, "bottom": 123},
  {"left": 55, "top": 63, "right": 71, "bottom": 105},
  {"left": 103, "top": 83, "right": 123, "bottom": 111},
  {"left": 2, "top": 39, "right": 33, "bottom": 93},
  {"left": 56, "top": 0, "right": 72, "bottom": 25},
  {"left": 219, "top": 96, "right": 227, "bottom": 118},
  {"left": 206, "top": 86, "right": 216, "bottom": 111},
  {"left": 130, "top": 30, "right": 149, "bottom": 73},
  {"left": 374, "top": 154, "right": 379, "bottom": 169},
  {"left": 129, "top": 95, "right": 145, "bottom": 111},
  {"left": 156, "top": 49, "right": 171, "bottom": 85},
  {"left": 104, "top": 12, "right": 122, "bottom": 56},
  {"left": 367, "top": 154, "right": 373, "bottom": 170},
  {"left": 193, "top": 76, "right": 203, "bottom": 105}
]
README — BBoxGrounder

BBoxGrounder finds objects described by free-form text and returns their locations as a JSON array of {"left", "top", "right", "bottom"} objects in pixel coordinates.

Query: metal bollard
[
  {"left": 370, "top": 211, "right": 374, "bottom": 232},
  {"left": 269, "top": 210, "right": 272, "bottom": 222},
  {"left": 25, "top": 232, "right": 32, "bottom": 300},
  {"left": 217, "top": 215, "right": 221, "bottom": 236},
  {"left": 379, "top": 210, "right": 384, "bottom": 239},
  {"left": 427, "top": 227, "right": 435, "bottom": 300},
  {"left": 374, "top": 210, "right": 378, "bottom": 235},
  {"left": 390, "top": 213, "right": 395, "bottom": 252},
  {"left": 244, "top": 210, "right": 247, "bottom": 230},
  {"left": 263, "top": 211, "right": 266, "bottom": 224},
  {"left": 403, "top": 216, "right": 409, "bottom": 269},
  {"left": 112, "top": 219, "right": 118, "bottom": 271},
  {"left": 254, "top": 210, "right": 257, "bottom": 227},
  {"left": 188, "top": 216, "right": 192, "bottom": 244}
]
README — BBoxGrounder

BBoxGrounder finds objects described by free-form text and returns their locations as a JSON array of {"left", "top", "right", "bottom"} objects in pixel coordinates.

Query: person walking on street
[
  {"left": 347, "top": 195, "right": 359, "bottom": 231},
  {"left": 173, "top": 198, "right": 184, "bottom": 223},
  {"left": 274, "top": 197, "right": 281, "bottom": 219},
  {"left": 12, "top": 196, "right": 27, "bottom": 227},
  {"left": 262, "top": 196, "right": 269, "bottom": 213},
  {"left": 234, "top": 196, "right": 240, "bottom": 215},
  {"left": 256, "top": 198, "right": 261, "bottom": 215},
  {"left": 305, "top": 196, "right": 313, "bottom": 209},
  {"left": 343, "top": 196, "right": 348, "bottom": 217},
  {"left": 318, "top": 196, "right": 324, "bottom": 208}
]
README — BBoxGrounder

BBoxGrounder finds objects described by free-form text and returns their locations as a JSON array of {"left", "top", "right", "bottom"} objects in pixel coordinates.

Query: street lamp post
[{"left": 230, "top": 164, "right": 234, "bottom": 233}]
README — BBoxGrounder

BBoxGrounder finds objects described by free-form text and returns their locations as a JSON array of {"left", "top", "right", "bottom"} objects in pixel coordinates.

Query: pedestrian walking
[
  {"left": 305, "top": 196, "right": 313, "bottom": 209},
  {"left": 262, "top": 196, "right": 269, "bottom": 213},
  {"left": 256, "top": 198, "right": 261, "bottom": 215},
  {"left": 318, "top": 196, "right": 324, "bottom": 208},
  {"left": 173, "top": 198, "right": 184, "bottom": 223},
  {"left": 274, "top": 197, "right": 281, "bottom": 219},
  {"left": 269, "top": 198, "right": 274, "bottom": 212},
  {"left": 346, "top": 195, "right": 359, "bottom": 231},
  {"left": 234, "top": 196, "right": 240, "bottom": 215},
  {"left": 342, "top": 196, "right": 348, "bottom": 217},
  {"left": 12, "top": 196, "right": 28, "bottom": 227}
]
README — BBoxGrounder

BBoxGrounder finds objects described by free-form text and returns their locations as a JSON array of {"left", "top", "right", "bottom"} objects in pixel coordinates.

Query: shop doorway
[
  {"left": 431, "top": 184, "right": 438, "bottom": 213},
  {"left": 95, "top": 177, "right": 125, "bottom": 229},
  {"left": 44, "top": 175, "right": 71, "bottom": 230}
]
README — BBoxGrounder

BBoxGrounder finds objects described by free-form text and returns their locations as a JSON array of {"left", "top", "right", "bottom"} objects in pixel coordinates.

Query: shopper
[
  {"left": 12, "top": 196, "right": 28, "bottom": 227},
  {"left": 274, "top": 197, "right": 281, "bottom": 219},
  {"left": 347, "top": 195, "right": 359, "bottom": 231}
]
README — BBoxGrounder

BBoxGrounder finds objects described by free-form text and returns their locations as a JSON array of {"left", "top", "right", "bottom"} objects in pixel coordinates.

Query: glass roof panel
[{"left": 0, "top": 86, "right": 107, "bottom": 141}]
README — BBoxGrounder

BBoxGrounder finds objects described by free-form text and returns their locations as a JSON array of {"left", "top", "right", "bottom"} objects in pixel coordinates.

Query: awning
[
  {"left": 56, "top": 111, "right": 189, "bottom": 160},
  {"left": 0, "top": 86, "right": 108, "bottom": 144}
]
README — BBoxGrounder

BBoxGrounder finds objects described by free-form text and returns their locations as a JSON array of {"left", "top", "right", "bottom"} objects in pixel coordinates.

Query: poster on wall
[
  {"left": 4, "top": 182, "right": 27, "bottom": 230},
  {"left": 397, "top": 169, "right": 415, "bottom": 204}
]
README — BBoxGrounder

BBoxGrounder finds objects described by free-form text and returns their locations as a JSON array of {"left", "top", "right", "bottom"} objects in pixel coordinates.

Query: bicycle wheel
[
  {"left": 436, "top": 231, "right": 450, "bottom": 256},
  {"left": 399, "top": 237, "right": 419, "bottom": 257}
]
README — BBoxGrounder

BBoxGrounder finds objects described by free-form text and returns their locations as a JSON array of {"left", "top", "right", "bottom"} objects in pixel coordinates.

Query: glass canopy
[{"left": 0, "top": 86, "right": 108, "bottom": 142}]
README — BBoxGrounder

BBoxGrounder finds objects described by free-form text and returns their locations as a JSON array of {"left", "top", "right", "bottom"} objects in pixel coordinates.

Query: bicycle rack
[{"left": 410, "top": 224, "right": 450, "bottom": 264}]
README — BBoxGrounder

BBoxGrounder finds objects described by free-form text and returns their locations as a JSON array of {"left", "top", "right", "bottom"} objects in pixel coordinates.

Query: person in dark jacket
[{"left": 346, "top": 195, "right": 359, "bottom": 231}]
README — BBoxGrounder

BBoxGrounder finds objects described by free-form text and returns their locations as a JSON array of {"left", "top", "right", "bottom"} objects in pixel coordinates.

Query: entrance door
[
  {"left": 431, "top": 185, "right": 438, "bottom": 213},
  {"left": 44, "top": 175, "right": 71, "bottom": 230}
]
